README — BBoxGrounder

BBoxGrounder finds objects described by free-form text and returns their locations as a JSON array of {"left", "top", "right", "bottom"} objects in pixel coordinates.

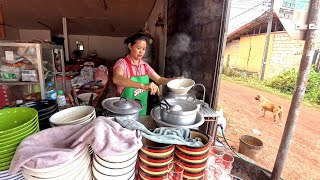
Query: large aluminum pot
[
  {"left": 101, "top": 97, "right": 142, "bottom": 121},
  {"left": 160, "top": 98, "right": 198, "bottom": 126},
  {"left": 165, "top": 93, "right": 203, "bottom": 111}
]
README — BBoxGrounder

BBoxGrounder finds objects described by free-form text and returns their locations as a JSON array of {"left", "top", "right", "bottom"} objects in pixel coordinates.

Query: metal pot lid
[{"left": 101, "top": 97, "right": 143, "bottom": 114}]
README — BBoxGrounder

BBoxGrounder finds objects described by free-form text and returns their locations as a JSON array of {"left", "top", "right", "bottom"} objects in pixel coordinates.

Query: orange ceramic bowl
[
  {"left": 176, "top": 130, "right": 210, "bottom": 156},
  {"left": 175, "top": 148, "right": 209, "bottom": 164},
  {"left": 138, "top": 160, "right": 169, "bottom": 176},
  {"left": 183, "top": 170, "right": 205, "bottom": 179},
  {"left": 138, "top": 151, "right": 174, "bottom": 167},
  {"left": 139, "top": 169, "right": 168, "bottom": 180},
  {"left": 178, "top": 159, "right": 207, "bottom": 174},
  {"left": 140, "top": 138, "right": 175, "bottom": 158}
]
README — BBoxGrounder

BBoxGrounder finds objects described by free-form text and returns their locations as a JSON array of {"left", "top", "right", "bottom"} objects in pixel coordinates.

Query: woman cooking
[{"left": 113, "top": 33, "right": 172, "bottom": 115}]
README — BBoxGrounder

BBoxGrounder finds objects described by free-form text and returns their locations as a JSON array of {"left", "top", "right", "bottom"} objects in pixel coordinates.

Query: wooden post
[
  {"left": 260, "top": 0, "right": 274, "bottom": 80},
  {"left": 271, "top": 0, "right": 320, "bottom": 179}
]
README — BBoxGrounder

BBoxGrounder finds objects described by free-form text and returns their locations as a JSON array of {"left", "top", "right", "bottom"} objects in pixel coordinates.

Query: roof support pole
[
  {"left": 62, "top": 17, "right": 69, "bottom": 61},
  {"left": 271, "top": 0, "right": 320, "bottom": 179},
  {"left": 259, "top": 0, "right": 274, "bottom": 80}
]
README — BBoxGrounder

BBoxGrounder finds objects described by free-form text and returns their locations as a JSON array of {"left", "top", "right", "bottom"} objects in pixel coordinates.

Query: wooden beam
[{"left": 0, "top": 5, "right": 5, "bottom": 38}]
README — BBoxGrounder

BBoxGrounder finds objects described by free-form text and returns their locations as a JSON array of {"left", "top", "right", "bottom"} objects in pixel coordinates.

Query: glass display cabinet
[{"left": 0, "top": 41, "right": 66, "bottom": 106}]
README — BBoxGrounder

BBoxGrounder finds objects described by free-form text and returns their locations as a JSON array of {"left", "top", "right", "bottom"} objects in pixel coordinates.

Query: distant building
[{"left": 225, "top": 12, "right": 320, "bottom": 78}]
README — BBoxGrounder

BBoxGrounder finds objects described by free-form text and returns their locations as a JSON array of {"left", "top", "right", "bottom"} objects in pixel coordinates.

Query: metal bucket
[{"left": 238, "top": 135, "right": 263, "bottom": 160}]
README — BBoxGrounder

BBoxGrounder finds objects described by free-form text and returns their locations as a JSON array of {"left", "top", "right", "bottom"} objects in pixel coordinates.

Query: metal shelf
[{"left": 0, "top": 81, "right": 40, "bottom": 85}]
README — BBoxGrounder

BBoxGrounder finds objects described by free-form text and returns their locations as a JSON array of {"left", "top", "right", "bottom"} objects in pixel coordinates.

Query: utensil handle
[{"left": 158, "top": 93, "right": 171, "bottom": 107}]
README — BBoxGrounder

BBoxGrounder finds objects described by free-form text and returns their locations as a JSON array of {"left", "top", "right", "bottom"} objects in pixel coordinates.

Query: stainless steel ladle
[{"left": 158, "top": 93, "right": 182, "bottom": 111}]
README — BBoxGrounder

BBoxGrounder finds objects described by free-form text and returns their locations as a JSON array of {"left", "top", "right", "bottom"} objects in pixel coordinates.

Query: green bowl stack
[{"left": 0, "top": 107, "right": 39, "bottom": 171}]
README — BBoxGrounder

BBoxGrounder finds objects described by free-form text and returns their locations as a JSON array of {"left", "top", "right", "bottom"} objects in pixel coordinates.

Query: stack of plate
[
  {"left": 49, "top": 106, "right": 96, "bottom": 127},
  {"left": 21, "top": 100, "right": 58, "bottom": 130},
  {"left": 92, "top": 151, "right": 137, "bottom": 180},
  {"left": 0, "top": 170, "right": 23, "bottom": 180},
  {"left": 0, "top": 107, "right": 39, "bottom": 178},
  {"left": 22, "top": 146, "right": 92, "bottom": 180}
]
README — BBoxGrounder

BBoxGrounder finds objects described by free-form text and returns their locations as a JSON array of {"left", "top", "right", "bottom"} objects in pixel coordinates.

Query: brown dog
[{"left": 255, "top": 95, "right": 283, "bottom": 126}]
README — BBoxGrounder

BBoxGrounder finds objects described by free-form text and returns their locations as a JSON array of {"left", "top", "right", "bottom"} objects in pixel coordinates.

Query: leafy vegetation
[{"left": 266, "top": 67, "right": 320, "bottom": 105}]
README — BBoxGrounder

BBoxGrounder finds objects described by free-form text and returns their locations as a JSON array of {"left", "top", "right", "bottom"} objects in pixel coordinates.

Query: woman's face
[{"left": 129, "top": 40, "right": 147, "bottom": 60}]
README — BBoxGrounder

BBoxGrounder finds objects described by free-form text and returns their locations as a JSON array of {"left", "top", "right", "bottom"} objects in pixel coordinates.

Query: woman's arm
[
  {"left": 113, "top": 67, "right": 143, "bottom": 89},
  {"left": 113, "top": 67, "right": 159, "bottom": 94},
  {"left": 150, "top": 71, "right": 173, "bottom": 85}
]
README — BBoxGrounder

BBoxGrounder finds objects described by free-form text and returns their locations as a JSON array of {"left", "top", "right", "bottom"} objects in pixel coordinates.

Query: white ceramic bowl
[
  {"left": 167, "top": 78, "right": 195, "bottom": 95},
  {"left": 23, "top": 146, "right": 88, "bottom": 173},
  {"left": 22, "top": 154, "right": 90, "bottom": 180},
  {"left": 49, "top": 106, "right": 95, "bottom": 125},
  {"left": 96, "top": 149, "right": 138, "bottom": 163},
  {"left": 77, "top": 93, "right": 98, "bottom": 103},
  {"left": 92, "top": 164, "right": 135, "bottom": 180},
  {"left": 22, "top": 150, "right": 90, "bottom": 178},
  {"left": 94, "top": 152, "right": 137, "bottom": 169},
  {"left": 93, "top": 155, "right": 136, "bottom": 176}
]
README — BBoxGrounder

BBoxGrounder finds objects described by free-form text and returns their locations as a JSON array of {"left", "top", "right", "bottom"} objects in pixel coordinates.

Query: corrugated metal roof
[{"left": 227, "top": 12, "right": 279, "bottom": 42}]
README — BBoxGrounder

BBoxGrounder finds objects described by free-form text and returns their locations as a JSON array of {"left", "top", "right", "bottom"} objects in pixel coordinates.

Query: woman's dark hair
[{"left": 124, "top": 32, "right": 149, "bottom": 45}]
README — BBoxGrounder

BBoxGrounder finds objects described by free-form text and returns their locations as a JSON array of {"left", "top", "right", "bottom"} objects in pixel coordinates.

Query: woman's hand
[{"left": 142, "top": 82, "right": 159, "bottom": 95}]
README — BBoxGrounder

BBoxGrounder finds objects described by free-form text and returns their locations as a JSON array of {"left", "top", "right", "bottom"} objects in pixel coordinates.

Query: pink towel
[{"left": 9, "top": 116, "right": 142, "bottom": 174}]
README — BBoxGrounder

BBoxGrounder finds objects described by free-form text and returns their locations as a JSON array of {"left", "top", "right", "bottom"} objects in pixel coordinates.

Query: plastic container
[
  {"left": 238, "top": 135, "right": 263, "bottom": 160},
  {"left": 57, "top": 90, "right": 66, "bottom": 107},
  {"left": 45, "top": 82, "right": 57, "bottom": 100}
]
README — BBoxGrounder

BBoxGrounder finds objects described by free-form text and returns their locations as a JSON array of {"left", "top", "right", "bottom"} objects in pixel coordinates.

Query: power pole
[
  {"left": 271, "top": 0, "right": 320, "bottom": 179},
  {"left": 260, "top": 0, "right": 274, "bottom": 80}
]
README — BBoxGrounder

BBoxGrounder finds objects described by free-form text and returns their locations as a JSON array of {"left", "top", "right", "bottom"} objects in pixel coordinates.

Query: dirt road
[{"left": 218, "top": 80, "right": 320, "bottom": 180}]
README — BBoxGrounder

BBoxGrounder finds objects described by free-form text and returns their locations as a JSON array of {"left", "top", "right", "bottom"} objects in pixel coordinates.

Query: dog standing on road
[{"left": 255, "top": 94, "right": 283, "bottom": 126}]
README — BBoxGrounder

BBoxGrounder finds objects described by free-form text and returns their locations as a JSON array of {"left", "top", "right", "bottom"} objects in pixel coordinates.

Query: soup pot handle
[
  {"left": 191, "top": 83, "right": 206, "bottom": 102},
  {"left": 119, "top": 97, "right": 128, "bottom": 103},
  {"left": 136, "top": 129, "right": 142, "bottom": 138}
]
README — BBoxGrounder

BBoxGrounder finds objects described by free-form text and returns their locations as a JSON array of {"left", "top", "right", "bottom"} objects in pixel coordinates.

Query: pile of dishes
[
  {"left": 175, "top": 130, "right": 211, "bottom": 179},
  {"left": 92, "top": 150, "right": 137, "bottom": 180},
  {"left": 49, "top": 106, "right": 96, "bottom": 127},
  {"left": 21, "top": 100, "right": 58, "bottom": 130},
  {"left": 138, "top": 138, "right": 175, "bottom": 179},
  {"left": 0, "top": 107, "right": 39, "bottom": 179},
  {"left": 21, "top": 146, "right": 91, "bottom": 180}
]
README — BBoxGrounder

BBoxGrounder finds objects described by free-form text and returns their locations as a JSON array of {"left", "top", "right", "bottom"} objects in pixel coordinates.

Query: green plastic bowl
[
  {"left": 0, "top": 150, "right": 15, "bottom": 160},
  {"left": 0, "top": 120, "right": 39, "bottom": 143},
  {"left": 0, "top": 124, "right": 39, "bottom": 146},
  {"left": 0, "top": 127, "right": 39, "bottom": 151},
  {"left": 0, "top": 155, "right": 13, "bottom": 164},
  {"left": 0, "top": 161, "right": 10, "bottom": 171},
  {"left": 0, "top": 146, "right": 17, "bottom": 155},
  {"left": 0, "top": 118, "right": 38, "bottom": 139},
  {"left": 0, "top": 107, "right": 38, "bottom": 133}
]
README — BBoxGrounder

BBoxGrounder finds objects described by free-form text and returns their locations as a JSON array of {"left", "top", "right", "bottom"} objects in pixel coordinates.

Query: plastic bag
[
  {"left": 94, "top": 65, "right": 108, "bottom": 85},
  {"left": 216, "top": 109, "right": 227, "bottom": 135}
]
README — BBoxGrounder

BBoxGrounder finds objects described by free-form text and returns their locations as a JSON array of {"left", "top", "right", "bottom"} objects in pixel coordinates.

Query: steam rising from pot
[{"left": 166, "top": 33, "right": 191, "bottom": 59}]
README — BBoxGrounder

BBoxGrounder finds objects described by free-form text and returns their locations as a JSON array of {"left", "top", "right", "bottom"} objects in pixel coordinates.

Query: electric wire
[
  {"left": 230, "top": 1, "right": 269, "bottom": 20},
  {"left": 217, "top": 124, "right": 274, "bottom": 177}
]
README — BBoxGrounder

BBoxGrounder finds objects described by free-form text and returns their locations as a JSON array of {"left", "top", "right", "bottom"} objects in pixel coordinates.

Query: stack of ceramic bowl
[
  {"left": 92, "top": 150, "right": 137, "bottom": 180},
  {"left": 49, "top": 106, "right": 96, "bottom": 127},
  {"left": 0, "top": 107, "right": 39, "bottom": 179},
  {"left": 138, "top": 138, "right": 175, "bottom": 180},
  {"left": 22, "top": 100, "right": 58, "bottom": 130},
  {"left": 175, "top": 130, "right": 210, "bottom": 180},
  {"left": 21, "top": 146, "right": 91, "bottom": 180}
]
